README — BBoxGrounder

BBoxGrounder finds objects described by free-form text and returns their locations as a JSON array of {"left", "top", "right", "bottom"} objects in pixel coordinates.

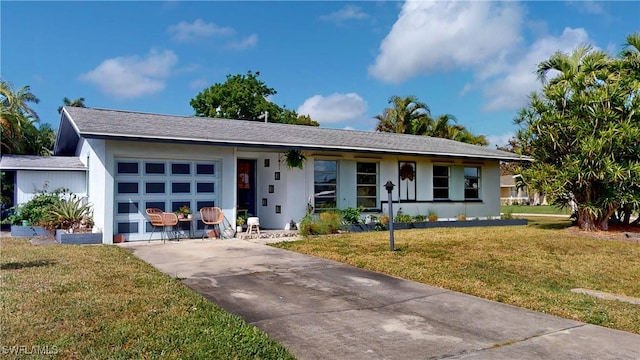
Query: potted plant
[
  {"left": 176, "top": 205, "right": 191, "bottom": 219},
  {"left": 236, "top": 217, "right": 246, "bottom": 233},
  {"left": 282, "top": 149, "right": 306, "bottom": 169}
]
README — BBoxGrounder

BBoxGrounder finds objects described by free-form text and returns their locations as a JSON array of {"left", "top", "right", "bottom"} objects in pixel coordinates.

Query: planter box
[
  {"left": 10, "top": 225, "right": 51, "bottom": 237},
  {"left": 343, "top": 224, "right": 376, "bottom": 232},
  {"left": 55, "top": 230, "right": 103, "bottom": 245},
  {"left": 412, "top": 222, "right": 431, "bottom": 229},
  {"left": 392, "top": 222, "right": 414, "bottom": 230}
]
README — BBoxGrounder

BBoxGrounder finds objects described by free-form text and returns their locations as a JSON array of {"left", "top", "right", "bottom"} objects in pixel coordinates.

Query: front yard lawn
[
  {"left": 274, "top": 218, "right": 640, "bottom": 334},
  {"left": 0, "top": 237, "right": 295, "bottom": 359}
]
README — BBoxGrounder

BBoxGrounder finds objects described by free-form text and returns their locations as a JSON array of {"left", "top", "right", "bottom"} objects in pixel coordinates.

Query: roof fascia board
[{"left": 81, "top": 132, "right": 529, "bottom": 162}]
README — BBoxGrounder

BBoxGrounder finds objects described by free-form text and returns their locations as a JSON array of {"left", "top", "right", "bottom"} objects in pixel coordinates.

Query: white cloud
[
  {"left": 227, "top": 34, "right": 258, "bottom": 51},
  {"left": 320, "top": 5, "right": 368, "bottom": 23},
  {"left": 369, "top": 1, "right": 595, "bottom": 112},
  {"left": 80, "top": 49, "right": 178, "bottom": 99},
  {"left": 298, "top": 93, "right": 368, "bottom": 124},
  {"left": 482, "top": 27, "right": 591, "bottom": 111},
  {"left": 567, "top": 0, "right": 606, "bottom": 15},
  {"left": 167, "top": 19, "right": 234, "bottom": 42},
  {"left": 369, "top": 0, "right": 523, "bottom": 83},
  {"left": 189, "top": 79, "right": 209, "bottom": 90}
]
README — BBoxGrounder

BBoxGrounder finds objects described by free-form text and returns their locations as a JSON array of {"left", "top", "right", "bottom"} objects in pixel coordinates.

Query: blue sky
[{"left": 2, "top": 1, "right": 639, "bottom": 147}]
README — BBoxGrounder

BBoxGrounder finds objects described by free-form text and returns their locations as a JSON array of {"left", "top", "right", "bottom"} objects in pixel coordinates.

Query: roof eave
[{"left": 79, "top": 132, "right": 529, "bottom": 162}]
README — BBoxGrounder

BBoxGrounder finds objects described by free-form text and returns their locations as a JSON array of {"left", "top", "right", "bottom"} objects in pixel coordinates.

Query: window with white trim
[
  {"left": 314, "top": 160, "right": 337, "bottom": 210},
  {"left": 433, "top": 165, "right": 449, "bottom": 199},
  {"left": 356, "top": 162, "right": 378, "bottom": 209},
  {"left": 464, "top": 167, "right": 480, "bottom": 199}
]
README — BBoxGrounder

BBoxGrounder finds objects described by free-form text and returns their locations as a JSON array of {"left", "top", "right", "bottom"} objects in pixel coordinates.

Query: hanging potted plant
[{"left": 282, "top": 149, "right": 306, "bottom": 169}]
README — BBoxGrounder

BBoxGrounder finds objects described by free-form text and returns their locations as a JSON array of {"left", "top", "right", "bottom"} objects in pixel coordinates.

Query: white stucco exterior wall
[{"left": 72, "top": 137, "right": 503, "bottom": 243}]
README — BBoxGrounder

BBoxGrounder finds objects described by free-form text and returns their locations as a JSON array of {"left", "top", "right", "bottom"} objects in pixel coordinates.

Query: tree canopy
[
  {"left": 514, "top": 33, "right": 640, "bottom": 231},
  {"left": 58, "top": 97, "right": 86, "bottom": 114},
  {"left": 1, "top": 79, "right": 55, "bottom": 155},
  {"left": 190, "top": 71, "right": 319, "bottom": 126},
  {"left": 374, "top": 95, "right": 488, "bottom": 145}
]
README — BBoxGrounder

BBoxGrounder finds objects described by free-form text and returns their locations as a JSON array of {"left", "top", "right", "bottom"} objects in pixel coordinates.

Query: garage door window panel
[
  {"left": 117, "top": 182, "right": 139, "bottom": 194},
  {"left": 145, "top": 162, "right": 165, "bottom": 175},
  {"left": 117, "top": 162, "right": 139, "bottom": 175},
  {"left": 172, "top": 163, "right": 191, "bottom": 175},
  {"left": 172, "top": 182, "right": 191, "bottom": 194},
  {"left": 145, "top": 182, "right": 165, "bottom": 194},
  {"left": 118, "top": 202, "right": 139, "bottom": 214}
]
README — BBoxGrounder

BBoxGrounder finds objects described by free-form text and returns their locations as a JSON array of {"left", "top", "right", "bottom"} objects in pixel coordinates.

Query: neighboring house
[
  {"left": 1, "top": 107, "right": 526, "bottom": 243},
  {"left": 500, "top": 175, "right": 547, "bottom": 206}
]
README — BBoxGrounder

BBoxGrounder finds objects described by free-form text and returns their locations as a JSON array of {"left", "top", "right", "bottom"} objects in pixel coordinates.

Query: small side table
[{"left": 178, "top": 217, "right": 195, "bottom": 239}]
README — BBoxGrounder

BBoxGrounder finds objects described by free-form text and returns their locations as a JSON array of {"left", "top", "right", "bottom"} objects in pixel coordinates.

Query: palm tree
[
  {"left": 374, "top": 95, "right": 431, "bottom": 134},
  {"left": 1, "top": 79, "right": 40, "bottom": 154},
  {"left": 58, "top": 97, "right": 86, "bottom": 114},
  {"left": 429, "top": 114, "right": 457, "bottom": 138},
  {"left": 536, "top": 45, "right": 610, "bottom": 91},
  {"left": 374, "top": 95, "right": 489, "bottom": 145},
  {"left": 619, "top": 33, "right": 640, "bottom": 65}
]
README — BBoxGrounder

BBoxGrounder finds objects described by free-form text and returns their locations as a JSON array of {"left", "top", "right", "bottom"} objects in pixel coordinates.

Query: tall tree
[
  {"left": 374, "top": 95, "right": 430, "bottom": 134},
  {"left": 191, "top": 71, "right": 277, "bottom": 120},
  {"left": 515, "top": 34, "right": 640, "bottom": 231},
  {"left": 190, "top": 71, "right": 319, "bottom": 126},
  {"left": 1, "top": 79, "right": 41, "bottom": 154},
  {"left": 374, "top": 95, "right": 488, "bottom": 145},
  {"left": 58, "top": 97, "right": 86, "bottom": 114}
]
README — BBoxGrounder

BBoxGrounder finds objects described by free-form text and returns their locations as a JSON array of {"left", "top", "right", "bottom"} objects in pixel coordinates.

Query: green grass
[
  {"left": 501, "top": 204, "right": 571, "bottom": 215},
  {"left": 0, "top": 237, "right": 295, "bottom": 360},
  {"left": 273, "top": 218, "right": 640, "bottom": 335}
]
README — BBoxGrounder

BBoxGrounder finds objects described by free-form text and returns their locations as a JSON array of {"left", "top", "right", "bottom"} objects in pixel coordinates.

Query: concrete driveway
[{"left": 122, "top": 239, "right": 640, "bottom": 360}]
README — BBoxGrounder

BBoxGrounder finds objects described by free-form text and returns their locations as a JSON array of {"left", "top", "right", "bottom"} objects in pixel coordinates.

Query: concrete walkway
[{"left": 122, "top": 239, "right": 640, "bottom": 360}]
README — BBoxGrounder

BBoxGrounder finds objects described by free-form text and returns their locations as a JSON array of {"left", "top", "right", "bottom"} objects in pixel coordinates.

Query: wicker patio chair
[{"left": 199, "top": 207, "right": 224, "bottom": 239}]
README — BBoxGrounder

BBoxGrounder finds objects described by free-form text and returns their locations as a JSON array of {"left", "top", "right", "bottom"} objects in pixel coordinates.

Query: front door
[{"left": 237, "top": 159, "right": 256, "bottom": 217}]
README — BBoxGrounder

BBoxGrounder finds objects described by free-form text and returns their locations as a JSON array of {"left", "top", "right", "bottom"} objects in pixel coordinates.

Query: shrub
[
  {"left": 300, "top": 212, "right": 341, "bottom": 236},
  {"left": 341, "top": 206, "right": 365, "bottom": 225},
  {"left": 47, "top": 195, "right": 94, "bottom": 232},
  {"left": 427, "top": 209, "right": 438, "bottom": 221},
  {"left": 7, "top": 187, "right": 69, "bottom": 226},
  {"left": 394, "top": 214, "right": 413, "bottom": 224},
  {"left": 414, "top": 214, "right": 427, "bottom": 222},
  {"left": 374, "top": 222, "right": 387, "bottom": 231},
  {"left": 379, "top": 215, "right": 389, "bottom": 224}
]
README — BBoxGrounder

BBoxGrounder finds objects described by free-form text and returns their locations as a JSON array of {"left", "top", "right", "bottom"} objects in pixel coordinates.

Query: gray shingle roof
[
  {"left": 0, "top": 155, "right": 86, "bottom": 170},
  {"left": 60, "top": 107, "right": 527, "bottom": 161}
]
